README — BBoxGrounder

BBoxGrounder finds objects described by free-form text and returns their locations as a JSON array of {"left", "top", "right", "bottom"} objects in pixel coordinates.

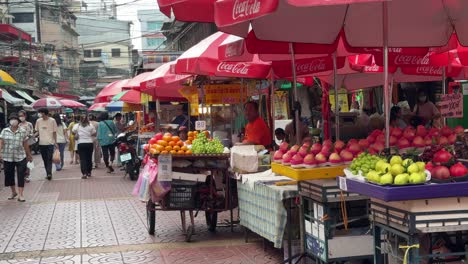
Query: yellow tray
[{"left": 271, "top": 163, "right": 346, "bottom": 181}]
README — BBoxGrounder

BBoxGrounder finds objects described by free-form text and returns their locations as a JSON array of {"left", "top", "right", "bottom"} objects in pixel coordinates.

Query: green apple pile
[
  {"left": 366, "top": 155, "right": 427, "bottom": 185},
  {"left": 349, "top": 153, "right": 382, "bottom": 176}
]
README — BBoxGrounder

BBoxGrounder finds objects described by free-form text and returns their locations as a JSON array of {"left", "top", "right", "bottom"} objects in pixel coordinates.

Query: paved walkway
[{"left": 0, "top": 154, "right": 283, "bottom": 264}]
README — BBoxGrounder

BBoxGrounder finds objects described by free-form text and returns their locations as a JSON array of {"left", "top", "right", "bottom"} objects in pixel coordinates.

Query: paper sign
[
  {"left": 438, "top": 93, "right": 463, "bottom": 118},
  {"left": 339, "top": 177, "right": 348, "bottom": 191},
  {"left": 195, "top": 121, "right": 206, "bottom": 131},
  {"left": 203, "top": 84, "right": 246, "bottom": 105},
  {"left": 158, "top": 154, "right": 172, "bottom": 181}
]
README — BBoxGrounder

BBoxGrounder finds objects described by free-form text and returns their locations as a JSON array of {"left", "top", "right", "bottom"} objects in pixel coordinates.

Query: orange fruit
[
  {"left": 171, "top": 136, "right": 180, "bottom": 142},
  {"left": 170, "top": 150, "right": 177, "bottom": 155},
  {"left": 173, "top": 146, "right": 180, "bottom": 151},
  {"left": 157, "top": 140, "right": 167, "bottom": 147},
  {"left": 177, "top": 141, "right": 184, "bottom": 147},
  {"left": 162, "top": 135, "right": 172, "bottom": 142},
  {"left": 149, "top": 148, "right": 158, "bottom": 155},
  {"left": 188, "top": 131, "right": 194, "bottom": 137},
  {"left": 181, "top": 146, "right": 188, "bottom": 151},
  {"left": 164, "top": 132, "right": 172, "bottom": 137},
  {"left": 165, "top": 146, "right": 172, "bottom": 151},
  {"left": 188, "top": 136, "right": 194, "bottom": 141},
  {"left": 155, "top": 145, "right": 164, "bottom": 152},
  {"left": 185, "top": 150, "right": 192, "bottom": 155},
  {"left": 203, "top": 131, "right": 210, "bottom": 137},
  {"left": 177, "top": 150, "right": 185, "bottom": 155},
  {"left": 161, "top": 150, "right": 169, "bottom": 154},
  {"left": 186, "top": 140, "right": 192, "bottom": 145},
  {"left": 168, "top": 141, "right": 176, "bottom": 147}
]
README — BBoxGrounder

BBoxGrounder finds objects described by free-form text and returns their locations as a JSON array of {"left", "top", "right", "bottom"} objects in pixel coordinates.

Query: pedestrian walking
[
  {"left": 53, "top": 113, "right": 67, "bottom": 171},
  {"left": 97, "top": 112, "right": 117, "bottom": 173},
  {"left": 35, "top": 108, "right": 58, "bottom": 180},
  {"left": 18, "top": 110, "right": 34, "bottom": 182},
  {"left": 89, "top": 114, "right": 101, "bottom": 169},
  {"left": 73, "top": 115, "right": 96, "bottom": 179},
  {"left": 67, "top": 115, "right": 79, "bottom": 165},
  {"left": 0, "top": 113, "right": 33, "bottom": 202}
]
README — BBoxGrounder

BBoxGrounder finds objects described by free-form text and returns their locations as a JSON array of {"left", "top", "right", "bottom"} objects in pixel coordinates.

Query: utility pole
[{"left": 35, "top": 0, "right": 41, "bottom": 42}]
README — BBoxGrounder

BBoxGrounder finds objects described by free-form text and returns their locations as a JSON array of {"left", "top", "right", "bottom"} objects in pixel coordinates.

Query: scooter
[{"left": 114, "top": 131, "right": 141, "bottom": 181}]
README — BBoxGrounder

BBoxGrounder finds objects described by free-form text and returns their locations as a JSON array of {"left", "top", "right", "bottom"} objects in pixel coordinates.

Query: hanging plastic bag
[
  {"left": 149, "top": 162, "right": 172, "bottom": 202},
  {"left": 52, "top": 149, "right": 61, "bottom": 164},
  {"left": 27, "top": 161, "right": 35, "bottom": 170}
]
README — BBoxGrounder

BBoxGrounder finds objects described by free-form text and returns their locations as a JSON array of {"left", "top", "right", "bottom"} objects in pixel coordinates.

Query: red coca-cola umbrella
[
  {"left": 175, "top": 32, "right": 272, "bottom": 79},
  {"left": 123, "top": 72, "right": 153, "bottom": 91},
  {"left": 158, "top": 0, "right": 215, "bottom": 23},
  {"left": 140, "top": 61, "right": 191, "bottom": 101},
  {"left": 95, "top": 79, "right": 130, "bottom": 103}
]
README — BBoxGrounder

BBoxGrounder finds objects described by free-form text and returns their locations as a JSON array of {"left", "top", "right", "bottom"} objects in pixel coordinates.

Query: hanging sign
[
  {"left": 179, "top": 86, "right": 199, "bottom": 116},
  {"left": 204, "top": 84, "right": 246, "bottom": 105},
  {"left": 438, "top": 93, "right": 463, "bottom": 118},
  {"left": 329, "top": 89, "right": 349, "bottom": 112},
  {"left": 158, "top": 154, "right": 172, "bottom": 181},
  {"left": 195, "top": 120, "right": 206, "bottom": 131},
  {"left": 273, "top": 91, "right": 289, "bottom": 120}
]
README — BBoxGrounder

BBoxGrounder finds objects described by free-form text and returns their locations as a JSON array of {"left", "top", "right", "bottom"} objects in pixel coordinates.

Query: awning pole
[
  {"left": 383, "top": 1, "right": 390, "bottom": 149},
  {"left": 442, "top": 67, "right": 446, "bottom": 126},
  {"left": 333, "top": 53, "right": 339, "bottom": 141},
  {"left": 289, "top": 43, "right": 301, "bottom": 145}
]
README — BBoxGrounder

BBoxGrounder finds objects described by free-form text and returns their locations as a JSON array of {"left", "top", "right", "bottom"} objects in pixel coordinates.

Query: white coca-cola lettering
[
  {"left": 217, "top": 62, "right": 250, "bottom": 75},
  {"left": 224, "top": 43, "right": 241, "bottom": 58},
  {"left": 415, "top": 66, "right": 443, "bottom": 75},
  {"left": 146, "top": 79, "right": 156, "bottom": 88},
  {"left": 363, "top": 65, "right": 381, "bottom": 72},
  {"left": 232, "top": 0, "right": 261, "bottom": 20},
  {"left": 394, "top": 54, "right": 430, "bottom": 65},
  {"left": 295, "top": 59, "right": 327, "bottom": 74}
]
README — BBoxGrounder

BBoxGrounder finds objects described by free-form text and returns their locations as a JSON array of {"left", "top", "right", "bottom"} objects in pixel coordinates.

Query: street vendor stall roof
[
  {"left": 1, "top": 89, "right": 25, "bottom": 106},
  {"left": 15, "top": 90, "right": 37, "bottom": 104}
]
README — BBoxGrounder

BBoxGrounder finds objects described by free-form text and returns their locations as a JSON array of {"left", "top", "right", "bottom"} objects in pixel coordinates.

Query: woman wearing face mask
[
  {"left": 0, "top": 113, "right": 33, "bottom": 202},
  {"left": 18, "top": 110, "right": 34, "bottom": 182},
  {"left": 412, "top": 91, "right": 441, "bottom": 128}
]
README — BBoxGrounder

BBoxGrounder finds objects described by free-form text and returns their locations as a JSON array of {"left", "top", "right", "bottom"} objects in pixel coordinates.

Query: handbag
[{"left": 102, "top": 121, "right": 117, "bottom": 145}]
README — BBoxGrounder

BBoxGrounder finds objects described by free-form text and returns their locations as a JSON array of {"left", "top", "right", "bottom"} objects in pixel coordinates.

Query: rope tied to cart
[
  {"left": 399, "top": 244, "right": 420, "bottom": 264},
  {"left": 339, "top": 191, "right": 348, "bottom": 230}
]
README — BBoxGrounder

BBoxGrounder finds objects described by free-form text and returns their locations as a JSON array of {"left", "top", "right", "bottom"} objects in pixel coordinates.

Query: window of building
[
  {"left": 146, "top": 21, "right": 163, "bottom": 31},
  {"left": 93, "top": 49, "right": 101, "bottom": 57},
  {"left": 146, "top": 38, "right": 164, "bottom": 48},
  {"left": 84, "top": 50, "right": 91, "bottom": 58},
  {"left": 111, "top": 48, "right": 121, "bottom": 57},
  {"left": 12, "top": 13, "right": 34, "bottom": 23}
]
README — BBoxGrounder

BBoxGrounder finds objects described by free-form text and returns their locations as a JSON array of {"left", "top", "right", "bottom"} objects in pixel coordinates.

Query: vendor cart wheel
[
  {"left": 146, "top": 200, "right": 156, "bottom": 235},
  {"left": 205, "top": 211, "right": 218, "bottom": 232},
  {"left": 185, "top": 225, "right": 194, "bottom": 242}
]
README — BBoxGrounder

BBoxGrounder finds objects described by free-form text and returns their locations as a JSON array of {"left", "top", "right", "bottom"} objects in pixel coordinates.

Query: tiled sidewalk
[{"left": 0, "top": 155, "right": 283, "bottom": 264}]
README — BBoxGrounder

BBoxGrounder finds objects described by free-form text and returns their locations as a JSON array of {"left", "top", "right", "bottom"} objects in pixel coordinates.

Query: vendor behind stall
[
  {"left": 411, "top": 90, "right": 441, "bottom": 128},
  {"left": 285, "top": 103, "right": 310, "bottom": 145},
  {"left": 242, "top": 101, "right": 272, "bottom": 148}
]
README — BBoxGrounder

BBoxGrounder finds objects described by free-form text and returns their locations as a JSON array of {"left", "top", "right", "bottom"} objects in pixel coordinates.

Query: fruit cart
[
  {"left": 296, "top": 179, "right": 373, "bottom": 263},
  {"left": 339, "top": 177, "right": 468, "bottom": 263},
  {"left": 146, "top": 153, "right": 237, "bottom": 242}
]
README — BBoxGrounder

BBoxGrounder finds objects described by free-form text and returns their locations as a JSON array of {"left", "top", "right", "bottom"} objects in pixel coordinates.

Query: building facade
[{"left": 137, "top": 9, "right": 168, "bottom": 52}]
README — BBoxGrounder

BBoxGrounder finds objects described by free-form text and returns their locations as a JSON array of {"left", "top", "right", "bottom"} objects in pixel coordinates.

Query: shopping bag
[
  {"left": 27, "top": 161, "right": 35, "bottom": 170},
  {"left": 52, "top": 149, "right": 61, "bottom": 164},
  {"left": 132, "top": 159, "right": 155, "bottom": 201},
  {"left": 149, "top": 161, "right": 172, "bottom": 202}
]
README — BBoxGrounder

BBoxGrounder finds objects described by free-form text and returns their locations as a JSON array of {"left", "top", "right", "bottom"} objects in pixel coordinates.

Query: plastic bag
[
  {"left": 149, "top": 161, "right": 172, "bottom": 202},
  {"left": 52, "top": 149, "right": 61, "bottom": 164},
  {"left": 132, "top": 160, "right": 155, "bottom": 201},
  {"left": 27, "top": 161, "right": 35, "bottom": 170}
]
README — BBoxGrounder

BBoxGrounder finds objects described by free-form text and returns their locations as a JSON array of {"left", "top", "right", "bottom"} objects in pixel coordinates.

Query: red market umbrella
[
  {"left": 122, "top": 72, "right": 153, "bottom": 91},
  {"left": 59, "top": 99, "right": 85, "bottom": 109},
  {"left": 175, "top": 32, "right": 272, "bottom": 78},
  {"left": 32, "top": 97, "right": 62, "bottom": 110},
  {"left": 158, "top": 0, "right": 215, "bottom": 23},
  {"left": 95, "top": 79, "right": 130, "bottom": 103},
  {"left": 117, "top": 89, "right": 141, "bottom": 104},
  {"left": 140, "top": 61, "right": 190, "bottom": 101},
  {"left": 88, "top": 102, "right": 108, "bottom": 112}
]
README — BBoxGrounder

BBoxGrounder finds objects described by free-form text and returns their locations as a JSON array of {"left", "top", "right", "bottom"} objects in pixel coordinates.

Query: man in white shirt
[{"left": 35, "top": 108, "right": 57, "bottom": 180}]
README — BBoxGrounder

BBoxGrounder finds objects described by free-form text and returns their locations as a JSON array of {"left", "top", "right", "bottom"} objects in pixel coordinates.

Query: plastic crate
[
  {"left": 163, "top": 180, "right": 198, "bottom": 209},
  {"left": 299, "top": 179, "right": 367, "bottom": 203}
]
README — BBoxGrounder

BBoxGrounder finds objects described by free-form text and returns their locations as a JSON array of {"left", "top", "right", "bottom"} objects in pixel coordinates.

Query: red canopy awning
[{"left": 0, "top": 24, "right": 32, "bottom": 42}]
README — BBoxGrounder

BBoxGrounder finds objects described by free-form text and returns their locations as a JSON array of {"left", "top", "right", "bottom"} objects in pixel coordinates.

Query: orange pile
[
  {"left": 147, "top": 133, "right": 192, "bottom": 155},
  {"left": 185, "top": 130, "right": 210, "bottom": 145}
]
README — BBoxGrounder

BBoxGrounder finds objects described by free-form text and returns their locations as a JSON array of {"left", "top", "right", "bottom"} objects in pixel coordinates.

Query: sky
[{"left": 114, "top": 0, "right": 160, "bottom": 50}]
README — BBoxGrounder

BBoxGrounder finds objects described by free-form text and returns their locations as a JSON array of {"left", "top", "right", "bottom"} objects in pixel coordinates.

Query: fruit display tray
[
  {"left": 271, "top": 163, "right": 347, "bottom": 181},
  {"left": 337, "top": 176, "right": 468, "bottom": 202}
]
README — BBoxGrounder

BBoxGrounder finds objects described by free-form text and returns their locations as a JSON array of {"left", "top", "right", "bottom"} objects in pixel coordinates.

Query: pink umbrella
[
  {"left": 158, "top": 0, "right": 215, "bottom": 23},
  {"left": 122, "top": 72, "right": 153, "bottom": 91},
  {"left": 59, "top": 99, "right": 86, "bottom": 109},
  {"left": 32, "top": 97, "right": 62, "bottom": 110},
  {"left": 175, "top": 32, "right": 272, "bottom": 78},
  {"left": 88, "top": 102, "right": 108, "bottom": 112},
  {"left": 140, "top": 62, "right": 191, "bottom": 101},
  {"left": 95, "top": 79, "right": 130, "bottom": 103}
]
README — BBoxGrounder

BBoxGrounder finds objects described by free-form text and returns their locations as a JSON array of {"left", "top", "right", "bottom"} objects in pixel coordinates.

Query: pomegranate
[
  {"left": 367, "top": 135, "right": 376, "bottom": 144},
  {"left": 389, "top": 136, "right": 398, "bottom": 146},
  {"left": 339, "top": 149, "right": 354, "bottom": 162},
  {"left": 432, "top": 165, "right": 451, "bottom": 180},
  {"left": 376, "top": 134, "right": 385, "bottom": 143},
  {"left": 372, "top": 142, "right": 385, "bottom": 153},
  {"left": 454, "top": 125, "right": 465, "bottom": 136},
  {"left": 371, "top": 129, "right": 382, "bottom": 137},
  {"left": 398, "top": 138, "right": 411, "bottom": 149},
  {"left": 441, "top": 126, "right": 452, "bottom": 137},
  {"left": 412, "top": 136, "right": 425, "bottom": 148},
  {"left": 310, "top": 143, "right": 322, "bottom": 155},
  {"left": 403, "top": 127, "right": 416, "bottom": 141},
  {"left": 416, "top": 125, "right": 427, "bottom": 137},
  {"left": 391, "top": 127, "right": 403, "bottom": 138},
  {"left": 358, "top": 139, "right": 369, "bottom": 149},
  {"left": 425, "top": 162, "right": 434, "bottom": 173},
  {"left": 433, "top": 149, "right": 453, "bottom": 163},
  {"left": 450, "top": 163, "right": 468, "bottom": 177},
  {"left": 428, "top": 128, "right": 440, "bottom": 137},
  {"left": 448, "top": 134, "right": 457, "bottom": 144},
  {"left": 424, "top": 136, "right": 433, "bottom": 146},
  {"left": 334, "top": 140, "right": 346, "bottom": 152},
  {"left": 438, "top": 136, "right": 449, "bottom": 145},
  {"left": 347, "top": 143, "right": 361, "bottom": 155}
]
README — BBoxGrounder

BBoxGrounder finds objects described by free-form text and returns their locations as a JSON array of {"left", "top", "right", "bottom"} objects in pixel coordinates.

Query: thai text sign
[
  {"left": 204, "top": 84, "right": 246, "bottom": 105},
  {"left": 438, "top": 93, "right": 463, "bottom": 118}
]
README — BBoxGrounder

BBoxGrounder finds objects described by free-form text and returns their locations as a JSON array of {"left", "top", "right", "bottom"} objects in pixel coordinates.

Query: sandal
[
  {"left": 8, "top": 193, "right": 18, "bottom": 200},
  {"left": 17, "top": 196, "right": 25, "bottom": 202}
]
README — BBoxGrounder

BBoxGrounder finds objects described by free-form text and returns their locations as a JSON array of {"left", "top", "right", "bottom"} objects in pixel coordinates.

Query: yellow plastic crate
[{"left": 271, "top": 163, "right": 347, "bottom": 181}]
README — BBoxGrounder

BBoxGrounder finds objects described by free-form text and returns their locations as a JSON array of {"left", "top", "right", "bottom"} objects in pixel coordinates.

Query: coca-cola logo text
[
  {"left": 295, "top": 59, "right": 327, "bottom": 74},
  {"left": 394, "top": 54, "right": 430, "bottom": 66},
  {"left": 363, "top": 65, "right": 382, "bottom": 72},
  {"left": 224, "top": 43, "right": 242, "bottom": 58},
  {"left": 232, "top": 0, "right": 261, "bottom": 20},
  {"left": 415, "top": 66, "right": 442, "bottom": 75},
  {"left": 217, "top": 62, "right": 250, "bottom": 75}
]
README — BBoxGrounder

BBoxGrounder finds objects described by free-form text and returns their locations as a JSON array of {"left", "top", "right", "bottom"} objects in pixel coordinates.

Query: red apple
[
  {"left": 416, "top": 125, "right": 427, "bottom": 137},
  {"left": 448, "top": 134, "right": 457, "bottom": 144},
  {"left": 403, "top": 127, "right": 416, "bottom": 141},
  {"left": 298, "top": 146, "right": 309, "bottom": 157},
  {"left": 339, "top": 149, "right": 354, "bottom": 162},
  {"left": 376, "top": 134, "right": 385, "bottom": 143},
  {"left": 323, "top": 139, "right": 333, "bottom": 147},
  {"left": 389, "top": 135, "right": 398, "bottom": 146},
  {"left": 282, "top": 152, "right": 292, "bottom": 164},
  {"left": 279, "top": 142, "right": 289, "bottom": 152},
  {"left": 289, "top": 145, "right": 300, "bottom": 155},
  {"left": 348, "top": 138, "right": 358, "bottom": 145},
  {"left": 438, "top": 136, "right": 449, "bottom": 145},
  {"left": 329, "top": 152, "right": 342, "bottom": 164},
  {"left": 454, "top": 125, "right": 464, "bottom": 136},
  {"left": 154, "top": 133, "right": 163, "bottom": 141},
  {"left": 441, "top": 126, "right": 452, "bottom": 137},
  {"left": 315, "top": 153, "right": 327, "bottom": 164},
  {"left": 367, "top": 135, "right": 376, "bottom": 144},
  {"left": 412, "top": 136, "right": 425, "bottom": 148},
  {"left": 347, "top": 143, "right": 361, "bottom": 155},
  {"left": 398, "top": 138, "right": 411, "bottom": 149},
  {"left": 424, "top": 136, "right": 433, "bottom": 146},
  {"left": 148, "top": 138, "right": 158, "bottom": 145},
  {"left": 321, "top": 145, "right": 331, "bottom": 157},
  {"left": 303, "top": 154, "right": 316, "bottom": 165},
  {"left": 371, "top": 129, "right": 382, "bottom": 137},
  {"left": 273, "top": 150, "right": 284, "bottom": 161},
  {"left": 290, "top": 154, "right": 304, "bottom": 165},
  {"left": 334, "top": 140, "right": 346, "bottom": 152},
  {"left": 310, "top": 143, "right": 322, "bottom": 155},
  {"left": 372, "top": 142, "right": 385, "bottom": 153},
  {"left": 391, "top": 127, "right": 403, "bottom": 138},
  {"left": 429, "top": 128, "right": 440, "bottom": 137},
  {"left": 358, "top": 139, "right": 369, "bottom": 149}
]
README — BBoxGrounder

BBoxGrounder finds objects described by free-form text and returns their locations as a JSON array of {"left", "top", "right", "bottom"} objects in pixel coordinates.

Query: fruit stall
[
  {"left": 135, "top": 130, "right": 237, "bottom": 242},
  {"left": 335, "top": 126, "right": 468, "bottom": 263}
]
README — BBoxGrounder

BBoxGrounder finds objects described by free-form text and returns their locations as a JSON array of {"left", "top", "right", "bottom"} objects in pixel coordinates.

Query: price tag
[
  {"left": 195, "top": 120, "right": 206, "bottom": 131},
  {"left": 158, "top": 154, "right": 172, "bottom": 181},
  {"left": 338, "top": 177, "right": 347, "bottom": 191}
]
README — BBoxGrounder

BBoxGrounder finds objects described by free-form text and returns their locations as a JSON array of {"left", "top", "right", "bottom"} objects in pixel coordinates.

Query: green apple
[
  {"left": 416, "top": 162, "right": 426, "bottom": 172},
  {"left": 409, "top": 173, "right": 421, "bottom": 184},
  {"left": 419, "top": 172, "right": 427, "bottom": 183},
  {"left": 402, "top": 158, "right": 413, "bottom": 167},
  {"left": 407, "top": 163, "right": 420, "bottom": 174},
  {"left": 394, "top": 173, "right": 409, "bottom": 185},
  {"left": 367, "top": 170, "right": 379, "bottom": 179},
  {"left": 375, "top": 160, "right": 387, "bottom": 172},
  {"left": 390, "top": 164, "right": 405, "bottom": 176},
  {"left": 381, "top": 163, "right": 392, "bottom": 173},
  {"left": 380, "top": 173, "right": 393, "bottom": 185},
  {"left": 390, "top": 156, "right": 403, "bottom": 166}
]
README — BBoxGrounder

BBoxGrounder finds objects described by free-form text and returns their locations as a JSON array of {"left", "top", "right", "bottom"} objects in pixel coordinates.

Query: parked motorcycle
[{"left": 114, "top": 131, "right": 141, "bottom": 181}]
